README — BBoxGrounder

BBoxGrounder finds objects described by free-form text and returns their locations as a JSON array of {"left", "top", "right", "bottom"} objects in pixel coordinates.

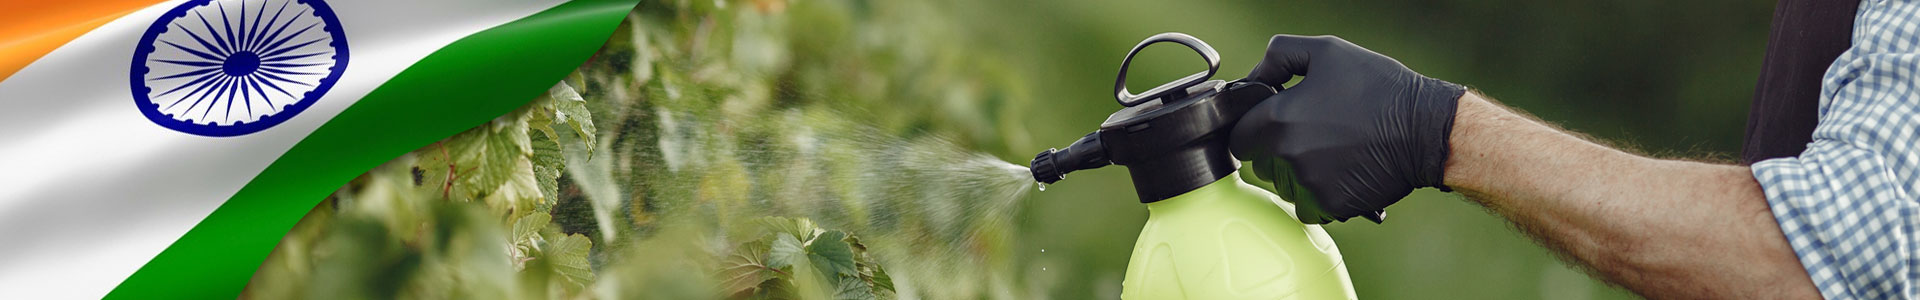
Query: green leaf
[
  {"left": 759, "top": 216, "right": 820, "bottom": 242},
  {"left": 543, "top": 232, "right": 595, "bottom": 287},
  {"left": 754, "top": 279, "right": 800, "bottom": 300},
  {"left": 431, "top": 131, "right": 490, "bottom": 199},
  {"left": 511, "top": 212, "right": 551, "bottom": 245},
  {"left": 806, "top": 231, "right": 856, "bottom": 276},
  {"left": 529, "top": 131, "right": 564, "bottom": 209},
  {"left": 482, "top": 158, "right": 542, "bottom": 217},
  {"left": 526, "top": 105, "right": 558, "bottom": 143},
  {"left": 447, "top": 116, "right": 532, "bottom": 203},
  {"left": 869, "top": 265, "right": 894, "bottom": 293},
  {"left": 464, "top": 131, "right": 505, "bottom": 193},
  {"left": 830, "top": 276, "right": 876, "bottom": 300},
  {"left": 549, "top": 82, "right": 597, "bottom": 156},
  {"left": 412, "top": 142, "right": 454, "bottom": 193},
  {"left": 838, "top": 232, "right": 893, "bottom": 293},
  {"left": 767, "top": 233, "right": 805, "bottom": 270},
  {"left": 719, "top": 239, "right": 782, "bottom": 296}
]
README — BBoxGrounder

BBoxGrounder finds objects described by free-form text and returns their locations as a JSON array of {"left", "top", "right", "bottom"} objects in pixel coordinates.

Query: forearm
[{"left": 1441, "top": 92, "right": 1817, "bottom": 298}]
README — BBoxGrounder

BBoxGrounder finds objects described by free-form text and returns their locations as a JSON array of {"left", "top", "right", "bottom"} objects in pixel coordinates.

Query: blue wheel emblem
[{"left": 132, "top": 0, "right": 347, "bottom": 137}]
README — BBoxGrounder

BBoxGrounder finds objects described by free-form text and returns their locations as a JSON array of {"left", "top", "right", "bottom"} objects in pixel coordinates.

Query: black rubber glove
[{"left": 1230, "top": 35, "right": 1466, "bottom": 224}]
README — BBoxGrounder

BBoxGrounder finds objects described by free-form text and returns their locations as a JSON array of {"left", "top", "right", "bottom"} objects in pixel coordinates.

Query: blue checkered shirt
[{"left": 1751, "top": 1, "right": 1920, "bottom": 299}]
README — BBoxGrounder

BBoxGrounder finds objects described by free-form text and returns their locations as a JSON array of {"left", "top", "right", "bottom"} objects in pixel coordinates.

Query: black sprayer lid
[
  {"left": 1029, "top": 33, "right": 1278, "bottom": 203},
  {"left": 1101, "top": 80, "right": 1274, "bottom": 202}
]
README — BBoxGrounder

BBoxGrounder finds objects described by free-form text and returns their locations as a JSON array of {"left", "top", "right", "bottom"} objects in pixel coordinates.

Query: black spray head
[
  {"left": 1027, "top": 32, "right": 1278, "bottom": 202},
  {"left": 1030, "top": 132, "right": 1109, "bottom": 184},
  {"left": 1028, "top": 79, "right": 1276, "bottom": 202}
]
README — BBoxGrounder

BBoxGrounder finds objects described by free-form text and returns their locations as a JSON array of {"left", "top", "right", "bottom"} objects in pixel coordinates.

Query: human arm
[
  {"left": 1227, "top": 34, "right": 1823, "bottom": 298},
  {"left": 1444, "top": 92, "right": 1817, "bottom": 298}
]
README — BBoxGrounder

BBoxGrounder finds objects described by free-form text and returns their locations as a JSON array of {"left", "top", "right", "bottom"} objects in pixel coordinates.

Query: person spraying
[
  {"left": 1028, "top": 33, "right": 1358, "bottom": 299},
  {"left": 1051, "top": 27, "right": 1852, "bottom": 299}
]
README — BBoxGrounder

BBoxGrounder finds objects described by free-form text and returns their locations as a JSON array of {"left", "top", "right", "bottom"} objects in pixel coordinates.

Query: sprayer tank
[
  {"left": 1121, "top": 173, "right": 1357, "bottom": 299},
  {"left": 1030, "top": 32, "right": 1358, "bottom": 299}
]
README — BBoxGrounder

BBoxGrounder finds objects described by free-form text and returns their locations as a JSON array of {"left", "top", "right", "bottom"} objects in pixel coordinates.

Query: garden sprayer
[{"left": 1028, "top": 33, "right": 1357, "bottom": 299}]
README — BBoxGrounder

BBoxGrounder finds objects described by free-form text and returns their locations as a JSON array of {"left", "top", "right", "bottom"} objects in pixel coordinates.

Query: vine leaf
[
  {"left": 548, "top": 82, "right": 597, "bottom": 156},
  {"left": 511, "top": 212, "right": 551, "bottom": 245},
  {"left": 544, "top": 232, "right": 595, "bottom": 288},
  {"left": 760, "top": 216, "right": 820, "bottom": 242},
  {"left": 768, "top": 233, "right": 805, "bottom": 270},
  {"left": 843, "top": 234, "right": 895, "bottom": 293},
  {"left": 831, "top": 276, "right": 878, "bottom": 300},
  {"left": 720, "top": 239, "right": 784, "bottom": 297},
  {"left": 484, "top": 157, "right": 542, "bottom": 217},
  {"left": 744, "top": 218, "right": 894, "bottom": 298},
  {"left": 870, "top": 266, "right": 894, "bottom": 293},
  {"left": 529, "top": 131, "right": 565, "bottom": 209},
  {"left": 806, "top": 230, "right": 856, "bottom": 277},
  {"left": 473, "top": 117, "right": 531, "bottom": 200}
]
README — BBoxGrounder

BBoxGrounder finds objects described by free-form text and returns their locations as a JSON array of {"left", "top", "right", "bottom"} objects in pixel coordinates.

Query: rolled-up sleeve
[{"left": 1751, "top": 1, "right": 1920, "bottom": 299}]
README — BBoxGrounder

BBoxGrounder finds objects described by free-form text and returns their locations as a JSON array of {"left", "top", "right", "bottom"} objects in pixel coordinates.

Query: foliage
[
  {"left": 246, "top": 82, "right": 603, "bottom": 299},
  {"left": 250, "top": 0, "right": 1035, "bottom": 298},
  {"left": 723, "top": 217, "right": 895, "bottom": 299},
  {"left": 249, "top": 0, "right": 1778, "bottom": 298}
]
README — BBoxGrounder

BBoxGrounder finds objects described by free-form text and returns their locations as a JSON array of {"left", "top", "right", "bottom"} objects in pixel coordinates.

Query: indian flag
[{"left": 0, "top": 0, "right": 637, "bottom": 298}]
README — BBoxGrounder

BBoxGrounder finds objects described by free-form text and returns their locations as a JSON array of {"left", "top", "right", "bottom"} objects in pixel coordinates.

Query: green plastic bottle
[
  {"left": 1029, "top": 33, "right": 1356, "bottom": 299},
  {"left": 1122, "top": 173, "right": 1355, "bottom": 299}
]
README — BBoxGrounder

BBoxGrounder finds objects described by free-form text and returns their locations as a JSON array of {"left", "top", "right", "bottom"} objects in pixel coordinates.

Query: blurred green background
[
  {"left": 256, "top": 0, "right": 1778, "bottom": 299},
  {"left": 962, "top": 0, "right": 1769, "bottom": 299}
]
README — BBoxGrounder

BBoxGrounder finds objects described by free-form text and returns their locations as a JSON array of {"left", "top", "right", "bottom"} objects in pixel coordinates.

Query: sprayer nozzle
[
  {"left": 1029, "top": 132, "right": 1110, "bottom": 185},
  {"left": 1031, "top": 149, "right": 1066, "bottom": 184}
]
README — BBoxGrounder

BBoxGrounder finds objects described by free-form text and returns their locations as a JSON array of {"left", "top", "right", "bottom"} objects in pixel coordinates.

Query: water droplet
[{"left": 1036, "top": 181, "right": 1047, "bottom": 191}]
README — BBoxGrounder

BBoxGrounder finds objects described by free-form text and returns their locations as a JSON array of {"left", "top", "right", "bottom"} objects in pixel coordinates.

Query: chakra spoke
[
  {"left": 192, "top": 11, "right": 232, "bottom": 56},
  {"left": 254, "top": 73, "right": 295, "bottom": 99},
  {"left": 261, "top": 38, "right": 325, "bottom": 59},
  {"left": 205, "top": 76, "right": 239, "bottom": 120},
  {"left": 259, "top": 22, "right": 318, "bottom": 55},
  {"left": 235, "top": 0, "right": 247, "bottom": 48},
  {"left": 156, "top": 59, "right": 223, "bottom": 68},
  {"left": 257, "top": 67, "right": 321, "bottom": 76},
  {"left": 255, "top": 71, "right": 313, "bottom": 87},
  {"left": 155, "top": 72, "right": 223, "bottom": 97},
  {"left": 245, "top": 76, "right": 269, "bottom": 114},
  {"left": 251, "top": 0, "right": 293, "bottom": 52},
  {"left": 242, "top": 0, "right": 261, "bottom": 50},
  {"left": 261, "top": 62, "right": 326, "bottom": 68},
  {"left": 175, "top": 76, "right": 229, "bottom": 112},
  {"left": 160, "top": 40, "right": 224, "bottom": 61},
  {"left": 196, "top": 78, "right": 226, "bottom": 119},
  {"left": 262, "top": 52, "right": 325, "bottom": 62},
  {"left": 172, "top": 24, "right": 229, "bottom": 57},
  {"left": 169, "top": 76, "right": 227, "bottom": 110},
  {"left": 254, "top": 7, "right": 309, "bottom": 53},
  {"left": 231, "top": 75, "right": 251, "bottom": 120},
  {"left": 152, "top": 66, "right": 222, "bottom": 81},
  {"left": 217, "top": 2, "right": 239, "bottom": 53}
]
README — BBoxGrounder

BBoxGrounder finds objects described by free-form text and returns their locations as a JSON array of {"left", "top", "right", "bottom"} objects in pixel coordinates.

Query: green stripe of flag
[{"left": 105, "top": 0, "right": 637, "bottom": 298}]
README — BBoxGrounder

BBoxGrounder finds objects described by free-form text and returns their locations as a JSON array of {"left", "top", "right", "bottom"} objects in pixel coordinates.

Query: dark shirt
[{"left": 1742, "top": 0, "right": 1859, "bottom": 164}]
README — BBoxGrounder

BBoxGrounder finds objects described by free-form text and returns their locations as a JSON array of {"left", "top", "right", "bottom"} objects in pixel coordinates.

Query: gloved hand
[{"left": 1230, "top": 35, "right": 1467, "bottom": 224}]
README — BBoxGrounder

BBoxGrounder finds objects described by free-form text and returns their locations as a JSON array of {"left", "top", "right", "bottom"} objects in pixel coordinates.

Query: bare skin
[{"left": 1442, "top": 91, "right": 1820, "bottom": 299}]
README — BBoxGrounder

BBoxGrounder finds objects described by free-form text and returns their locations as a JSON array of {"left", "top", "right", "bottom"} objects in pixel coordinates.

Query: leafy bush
[
  {"left": 722, "top": 217, "right": 894, "bottom": 299},
  {"left": 248, "top": 0, "right": 1036, "bottom": 299},
  {"left": 246, "top": 82, "right": 601, "bottom": 299}
]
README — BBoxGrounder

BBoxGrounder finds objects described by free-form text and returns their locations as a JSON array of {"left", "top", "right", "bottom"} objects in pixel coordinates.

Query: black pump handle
[{"left": 1115, "top": 33, "right": 1221, "bottom": 107}]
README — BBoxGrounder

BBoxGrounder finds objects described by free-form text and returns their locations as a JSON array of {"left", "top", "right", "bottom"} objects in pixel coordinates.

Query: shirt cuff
[{"left": 1753, "top": 142, "right": 1916, "bottom": 300}]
